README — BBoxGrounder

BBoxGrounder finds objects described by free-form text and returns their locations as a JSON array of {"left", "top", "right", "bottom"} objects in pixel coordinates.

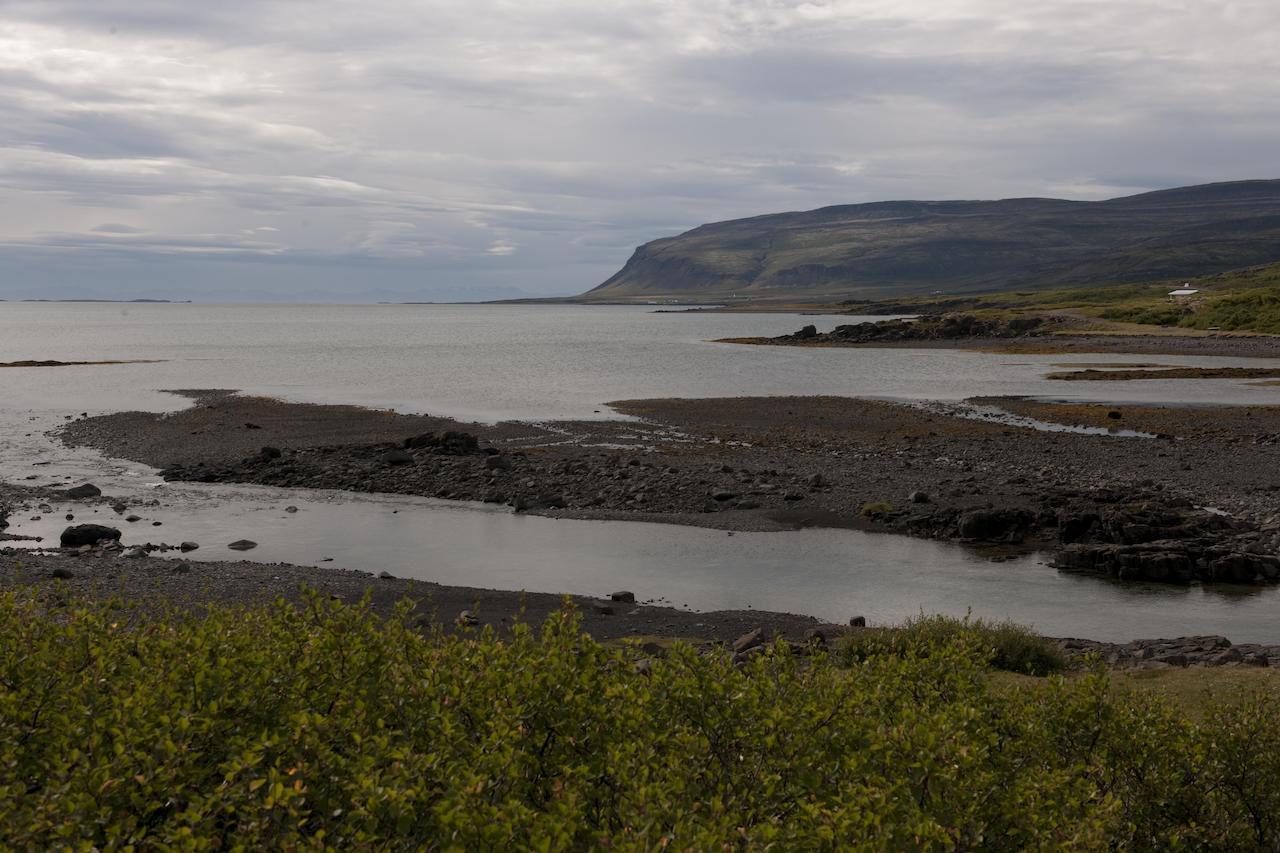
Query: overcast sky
[{"left": 0, "top": 0, "right": 1277, "bottom": 301}]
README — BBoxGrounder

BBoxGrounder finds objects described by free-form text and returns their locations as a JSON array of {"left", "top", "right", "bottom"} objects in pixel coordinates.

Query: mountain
[{"left": 582, "top": 180, "right": 1280, "bottom": 303}]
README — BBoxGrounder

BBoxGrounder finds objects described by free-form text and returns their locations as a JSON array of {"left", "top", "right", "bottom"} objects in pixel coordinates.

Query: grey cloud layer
[{"left": 0, "top": 0, "right": 1276, "bottom": 300}]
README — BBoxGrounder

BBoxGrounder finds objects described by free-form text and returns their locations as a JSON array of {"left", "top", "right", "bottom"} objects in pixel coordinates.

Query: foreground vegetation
[
  {"left": 4, "top": 593, "right": 1280, "bottom": 849},
  {"left": 846, "top": 261, "right": 1280, "bottom": 335}
]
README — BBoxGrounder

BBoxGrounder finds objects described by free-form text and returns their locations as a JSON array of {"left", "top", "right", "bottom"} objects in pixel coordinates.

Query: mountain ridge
[{"left": 582, "top": 179, "right": 1280, "bottom": 302}]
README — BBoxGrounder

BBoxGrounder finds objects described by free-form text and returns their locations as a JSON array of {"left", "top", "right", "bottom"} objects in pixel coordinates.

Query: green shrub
[
  {"left": 2, "top": 592, "right": 1280, "bottom": 848},
  {"left": 837, "top": 613, "right": 1067, "bottom": 676},
  {"left": 859, "top": 501, "right": 893, "bottom": 519}
]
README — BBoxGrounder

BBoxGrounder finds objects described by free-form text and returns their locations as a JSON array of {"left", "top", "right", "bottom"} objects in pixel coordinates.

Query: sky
[{"left": 0, "top": 0, "right": 1277, "bottom": 302}]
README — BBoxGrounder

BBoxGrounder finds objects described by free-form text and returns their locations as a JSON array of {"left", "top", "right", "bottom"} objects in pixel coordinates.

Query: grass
[
  {"left": 839, "top": 613, "right": 1067, "bottom": 676},
  {"left": 846, "top": 261, "right": 1280, "bottom": 335},
  {"left": 993, "top": 666, "right": 1280, "bottom": 720}
]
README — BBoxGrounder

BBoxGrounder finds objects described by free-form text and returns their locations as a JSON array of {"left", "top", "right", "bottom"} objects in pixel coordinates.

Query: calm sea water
[
  {"left": 3, "top": 302, "right": 1279, "bottom": 640},
  {"left": 1, "top": 303, "right": 1277, "bottom": 421}
]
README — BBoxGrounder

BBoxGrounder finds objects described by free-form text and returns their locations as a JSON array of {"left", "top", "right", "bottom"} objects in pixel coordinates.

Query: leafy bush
[
  {"left": 2, "top": 592, "right": 1280, "bottom": 848},
  {"left": 837, "top": 613, "right": 1067, "bottom": 676},
  {"left": 859, "top": 500, "right": 893, "bottom": 519}
]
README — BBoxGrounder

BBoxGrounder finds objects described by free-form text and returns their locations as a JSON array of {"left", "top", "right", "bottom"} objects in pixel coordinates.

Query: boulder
[
  {"left": 733, "top": 628, "right": 764, "bottom": 654},
  {"left": 59, "top": 524, "right": 121, "bottom": 547},
  {"left": 50, "top": 567, "right": 74, "bottom": 580},
  {"left": 439, "top": 431, "right": 481, "bottom": 455},
  {"left": 957, "top": 509, "right": 1035, "bottom": 542},
  {"left": 610, "top": 590, "right": 636, "bottom": 603},
  {"left": 803, "top": 628, "right": 827, "bottom": 646},
  {"left": 403, "top": 432, "right": 439, "bottom": 449},
  {"left": 405, "top": 430, "right": 482, "bottom": 455},
  {"left": 63, "top": 483, "right": 102, "bottom": 499},
  {"left": 227, "top": 539, "right": 258, "bottom": 551},
  {"left": 259, "top": 446, "right": 282, "bottom": 461},
  {"left": 179, "top": 541, "right": 199, "bottom": 551},
  {"left": 380, "top": 449, "right": 415, "bottom": 466}
]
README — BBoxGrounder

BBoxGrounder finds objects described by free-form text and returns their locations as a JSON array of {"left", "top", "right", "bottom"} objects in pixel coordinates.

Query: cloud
[{"left": 0, "top": 0, "right": 1277, "bottom": 300}]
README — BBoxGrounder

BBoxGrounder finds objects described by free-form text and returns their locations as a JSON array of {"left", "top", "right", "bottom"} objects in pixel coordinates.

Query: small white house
[{"left": 1168, "top": 287, "right": 1200, "bottom": 298}]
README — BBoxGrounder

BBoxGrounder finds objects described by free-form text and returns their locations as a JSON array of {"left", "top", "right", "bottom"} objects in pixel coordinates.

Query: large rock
[
  {"left": 60, "top": 524, "right": 122, "bottom": 547},
  {"left": 1054, "top": 541, "right": 1280, "bottom": 585},
  {"left": 404, "top": 430, "right": 483, "bottom": 455},
  {"left": 957, "top": 509, "right": 1035, "bottom": 542},
  {"left": 63, "top": 483, "right": 102, "bottom": 499}
]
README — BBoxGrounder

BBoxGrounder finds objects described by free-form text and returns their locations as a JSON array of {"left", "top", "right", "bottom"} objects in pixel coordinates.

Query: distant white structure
[{"left": 1168, "top": 286, "right": 1200, "bottom": 297}]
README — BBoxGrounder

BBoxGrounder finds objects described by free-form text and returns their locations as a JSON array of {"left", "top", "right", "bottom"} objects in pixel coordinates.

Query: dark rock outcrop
[
  {"left": 957, "top": 508, "right": 1036, "bottom": 542},
  {"left": 63, "top": 483, "right": 102, "bottom": 499},
  {"left": 777, "top": 314, "right": 1047, "bottom": 345},
  {"left": 403, "top": 431, "right": 483, "bottom": 455},
  {"left": 60, "top": 524, "right": 122, "bottom": 547},
  {"left": 1055, "top": 541, "right": 1280, "bottom": 584}
]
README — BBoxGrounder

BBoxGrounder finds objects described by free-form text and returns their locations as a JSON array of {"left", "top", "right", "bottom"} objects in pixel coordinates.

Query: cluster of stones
[
  {"left": 1058, "top": 635, "right": 1274, "bottom": 669},
  {"left": 160, "top": 441, "right": 836, "bottom": 519},
  {"left": 1051, "top": 502, "right": 1280, "bottom": 583}
]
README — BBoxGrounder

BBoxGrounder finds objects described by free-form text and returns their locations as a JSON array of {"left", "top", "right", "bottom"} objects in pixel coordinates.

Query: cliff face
[{"left": 583, "top": 180, "right": 1280, "bottom": 302}]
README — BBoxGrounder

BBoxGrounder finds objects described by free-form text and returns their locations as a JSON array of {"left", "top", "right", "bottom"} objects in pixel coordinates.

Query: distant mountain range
[{"left": 581, "top": 179, "right": 1280, "bottom": 303}]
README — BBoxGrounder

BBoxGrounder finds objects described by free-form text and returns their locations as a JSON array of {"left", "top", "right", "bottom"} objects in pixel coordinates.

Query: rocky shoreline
[
  {"left": 0, "top": 541, "right": 837, "bottom": 648},
  {"left": 720, "top": 314, "right": 1280, "bottom": 358},
  {"left": 47, "top": 389, "right": 1280, "bottom": 589},
  {"left": 745, "top": 313, "right": 1052, "bottom": 345},
  {"left": 2, "top": 536, "right": 1277, "bottom": 671}
]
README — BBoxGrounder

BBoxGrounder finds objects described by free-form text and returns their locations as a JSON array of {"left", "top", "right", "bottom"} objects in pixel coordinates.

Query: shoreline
[
  {"left": 717, "top": 331, "right": 1280, "bottom": 359},
  {"left": 48, "top": 388, "right": 1280, "bottom": 583},
  {"left": 3, "top": 542, "right": 1277, "bottom": 669}
]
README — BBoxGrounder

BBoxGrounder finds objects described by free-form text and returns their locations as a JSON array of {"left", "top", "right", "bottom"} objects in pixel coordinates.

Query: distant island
[{"left": 580, "top": 179, "right": 1280, "bottom": 304}]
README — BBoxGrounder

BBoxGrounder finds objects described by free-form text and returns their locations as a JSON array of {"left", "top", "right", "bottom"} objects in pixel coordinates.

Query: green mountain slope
[{"left": 583, "top": 180, "right": 1280, "bottom": 303}]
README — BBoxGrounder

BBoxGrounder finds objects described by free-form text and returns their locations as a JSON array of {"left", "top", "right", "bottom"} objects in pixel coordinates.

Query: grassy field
[{"left": 844, "top": 262, "right": 1280, "bottom": 335}]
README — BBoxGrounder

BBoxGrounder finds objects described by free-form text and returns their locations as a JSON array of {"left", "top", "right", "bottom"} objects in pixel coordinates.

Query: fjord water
[
  {"left": 4, "top": 302, "right": 1280, "bottom": 640},
  {"left": 1, "top": 302, "right": 1278, "bottom": 421}
]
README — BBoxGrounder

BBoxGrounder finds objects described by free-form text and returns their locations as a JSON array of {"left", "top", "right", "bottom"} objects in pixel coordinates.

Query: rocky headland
[
  {"left": 726, "top": 313, "right": 1052, "bottom": 346},
  {"left": 720, "top": 314, "right": 1280, "bottom": 358}
]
